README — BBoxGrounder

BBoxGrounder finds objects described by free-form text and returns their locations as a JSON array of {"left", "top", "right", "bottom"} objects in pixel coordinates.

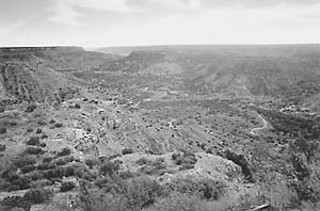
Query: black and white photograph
[{"left": 1, "top": 0, "right": 320, "bottom": 210}]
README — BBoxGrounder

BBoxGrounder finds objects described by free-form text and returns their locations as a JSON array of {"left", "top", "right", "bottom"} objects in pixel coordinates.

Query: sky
[{"left": 1, "top": 0, "right": 320, "bottom": 47}]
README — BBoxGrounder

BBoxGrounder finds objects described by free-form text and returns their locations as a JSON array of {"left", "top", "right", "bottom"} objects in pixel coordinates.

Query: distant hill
[
  {"left": 0, "top": 47, "right": 119, "bottom": 105},
  {"left": 97, "top": 44, "right": 320, "bottom": 106}
]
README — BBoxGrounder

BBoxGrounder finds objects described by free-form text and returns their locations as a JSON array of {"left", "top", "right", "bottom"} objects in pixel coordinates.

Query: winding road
[{"left": 250, "top": 113, "right": 268, "bottom": 135}]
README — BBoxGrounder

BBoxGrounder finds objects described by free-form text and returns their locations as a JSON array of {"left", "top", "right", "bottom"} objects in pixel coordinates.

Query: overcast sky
[{"left": 1, "top": 0, "right": 320, "bottom": 47}]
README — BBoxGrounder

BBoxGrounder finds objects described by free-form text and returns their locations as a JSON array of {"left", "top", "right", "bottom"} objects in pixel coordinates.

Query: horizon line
[{"left": 1, "top": 43, "right": 320, "bottom": 50}]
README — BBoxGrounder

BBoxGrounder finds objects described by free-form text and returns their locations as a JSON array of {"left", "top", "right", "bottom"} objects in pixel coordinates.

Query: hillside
[
  {"left": 0, "top": 45, "right": 320, "bottom": 211},
  {"left": 0, "top": 47, "right": 120, "bottom": 106},
  {"left": 98, "top": 44, "right": 320, "bottom": 107}
]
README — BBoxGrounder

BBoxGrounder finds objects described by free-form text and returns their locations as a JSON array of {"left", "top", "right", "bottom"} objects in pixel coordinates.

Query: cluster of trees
[
  {"left": 1, "top": 188, "right": 52, "bottom": 211},
  {"left": 0, "top": 147, "right": 82, "bottom": 192},
  {"left": 250, "top": 109, "right": 320, "bottom": 210},
  {"left": 77, "top": 159, "right": 227, "bottom": 211}
]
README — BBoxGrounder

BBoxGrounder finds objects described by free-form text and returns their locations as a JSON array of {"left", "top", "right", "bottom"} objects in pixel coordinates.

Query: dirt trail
[{"left": 250, "top": 113, "right": 268, "bottom": 135}]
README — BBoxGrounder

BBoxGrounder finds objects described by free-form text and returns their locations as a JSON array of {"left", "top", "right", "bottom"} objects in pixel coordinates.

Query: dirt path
[{"left": 250, "top": 113, "right": 268, "bottom": 135}]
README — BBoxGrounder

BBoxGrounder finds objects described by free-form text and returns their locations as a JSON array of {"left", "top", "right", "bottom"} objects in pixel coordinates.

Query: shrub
[
  {"left": 68, "top": 163, "right": 87, "bottom": 178},
  {"left": 1, "top": 166, "right": 17, "bottom": 180},
  {"left": 140, "top": 161, "right": 167, "bottom": 176},
  {"left": 79, "top": 190, "right": 127, "bottom": 211},
  {"left": 54, "top": 159, "right": 67, "bottom": 166},
  {"left": 20, "top": 165, "right": 36, "bottom": 174},
  {"left": 3, "top": 121, "right": 17, "bottom": 126},
  {"left": 57, "top": 147, "right": 71, "bottom": 156},
  {"left": 54, "top": 123, "right": 63, "bottom": 128},
  {"left": 42, "top": 196, "right": 81, "bottom": 211},
  {"left": 0, "top": 127, "right": 7, "bottom": 134},
  {"left": 180, "top": 149, "right": 196, "bottom": 157},
  {"left": 25, "top": 104, "right": 36, "bottom": 113},
  {"left": 85, "top": 159, "right": 97, "bottom": 169},
  {"left": 1, "top": 167, "right": 17, "bottom": 180},
  {"left": 23, "top": 147, "right": 44, "bottom": 155},
  {"left": 292, "top": 166, "right": 320, "bottom": 203},
  {"left": 49, "top": 119, "right": 56, "bottom": 124},
  {"left": 122, "top": 147, "right": 134, "bottom": 155},
  {"left": 43, "top": 157, "right": 54, "bottom": 163},
  {"left": 178, "top": 163, "right": 194, "bottom": 171},
  {"left": 6, "top": 185, "right": 20, "bottom": 192},
  {"left": 224, "top": 150, "right": 254, "bottom": 182},
  {"left": 136, "top": 157, "right": 153, "bottom": 165},
  {"left": 171, "top": 152, "right": 180, "bottom": 160},
  {"left": 123, "top": 176, "right": 164, "bottom": 209},
  {"left": 60, "top": 181, "right": 76, "bottom": 192},
  {"left": 155, "top": 157, "right": 165, "bottom": 163},
  {"left": 301, "top": 202, "right": 320, "bottom": 211},
  {"left": 43, "top": 167, "right": 65, "bottom": 179},
  {"left": 47, "top": 164, "right": 87, "bottom": 179},
  {"left": 26, "top": 128, "right": 33, "bottom": 133},
  {"left": 30, "top": 179, "right": 52, "bottom": 189},
  {"left": 95, "top": 177, "right": 115, "bottom": 189},
  {"left": 270, "top": 181, "right": 298, "bottom": 210},
  {"left": 172, "top": 151, "right": 197, "bottom": 168},
  {"left": 35, "top": 128, "right": 42, "bottom": 134},
  {"left": 0, "top": 144, "right": 6, "bottom": 152},
  {"left": 41, "top": 134, "right": 48, "bottom": 139},
  {"left": 83, "top": 172, "right": 97, "bottom": 181},
  {"left": 63, "top": 156, "right": 75, "bottom": 163},
  {"left": 165, "top": 177, "right": 226, "bottom": 201},
  {"left": 154, "top": 159, "right": 164, "bottom": 167},
  {"left": 11, "top": 175, "right": 32, "bottom": 190},
  {"left": 0, "top": 179, "right": 12, "bottom": 192},
  {"left": 119, "top": 171, "right": 139, "bottom": 179},
  {"left": 63, "top": 166, "right": 75, "bottom": 177},
  {"left": 37, "top": 163, "right": 56, "bottom": 171},
  {"left": 91, "top": 176, "right": 163, "bottom": 210},
  {"left": 145, "top": 149, "right": 162, "bottom": 155},
  {"left": 1, "top": 195, "right": 31, "bottom": 211},
  {"left": 39, "top": 143, "right": 46, "bottom": 148},
  {"left": 146, "top": 192, "right": 230, "bottom": 211},
  {"left": 37, "top": 120, "right": 47, "bottom": 126},
  {"left": 13, "top": 156, "right": 37, "bottom": 168},
  {"left": 23, "top": 188, "right": 52, "bottom": 204},
  {"left": 140, "top": 166, "right": 158, "bottom": 175},
  {"left": 54, "top": 156, "right": 74, "bottom": 166},
  {"left": 26, "top": 137, "right": 40, "bottom": 146},
  {"left": 27, "top": 171, "right": 44, "bottom": 181},
  {"left": 100, "top": 161, "right": 120, "bottom": 176},
  {"left": 291, "top": 153, "right": 310, "bottom": 180}
]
